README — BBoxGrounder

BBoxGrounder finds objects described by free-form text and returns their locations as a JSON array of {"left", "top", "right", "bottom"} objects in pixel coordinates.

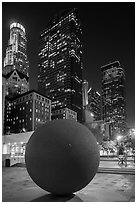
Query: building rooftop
[
  {"left": 40, "top": 8, "right": 78, "bottom": 36},
  {"left": 4, "top": 70, "right": 29, "bottom": 82},
  {"left": 5, "top": 89, "right": 52, "bottom": 101},
  {"left": 101, "top": 61, "right": 121, "bottom": 69}
]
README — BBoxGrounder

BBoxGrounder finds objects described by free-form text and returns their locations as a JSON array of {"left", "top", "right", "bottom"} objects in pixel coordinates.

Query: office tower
[
  {"left": 82, "top": 80, "right": 89, "bottom": 109},
  {"left": 4, "top": 90, "right": 51, "bottom": 134},
  {"left": 3, "top": 22, "right": 29, "bottom": 97},
  {"left": 51, "top": 107, "right": 77, "bottom": 121},
  {"left": 101, "top": 61, "right": 127, "bottom": 139},
  {"left": 88, "top": 87, "right": 101, "bottom": 121},
  {"left": 38, "top": 8, "right": 83, "bottom": 122}
]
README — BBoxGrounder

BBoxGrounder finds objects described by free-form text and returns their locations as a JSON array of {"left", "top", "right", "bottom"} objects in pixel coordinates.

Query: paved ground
[
  {"left": 99, "top": 159, "right": 135, "bottom": 174},
  {"left": 100, "top": 159, "right": 135, "bottom": 168},
  {"left": 2, "top": 164, "right": 135, "bottom": 202}
]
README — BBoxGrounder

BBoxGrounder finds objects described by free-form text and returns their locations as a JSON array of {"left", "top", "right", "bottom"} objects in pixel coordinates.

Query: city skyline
[{"left": 2, "top": 2, "right": 135, "bottom": 128}]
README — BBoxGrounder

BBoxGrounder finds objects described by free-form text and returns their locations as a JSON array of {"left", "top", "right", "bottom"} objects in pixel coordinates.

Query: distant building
[
  {"left": 3, "top": 22, "right": 29, "bottom": 98},
  {"left": 51, "top": 107, "right": 77, "bottom": 121},
  {"left": 3, "top": 22, "right": 29, "bottom": 76},
  {"left": 101, "top": 61, "right": 127, "bottom": 139},
  {"left": 88, "top": 87, "right": 101, "bottom": 121},
  {"left": 38, "top": 8, "right": 83, "bottom": 122},
  {"left": 4, "top": 90, "right": 51, "bottom": 134}
]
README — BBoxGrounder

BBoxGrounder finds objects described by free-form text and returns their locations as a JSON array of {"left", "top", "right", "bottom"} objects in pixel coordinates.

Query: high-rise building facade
[
  {"left": 101, "top": 61, "right": 127, "bottom": 139},
  {"left": 4, "top": 90, "right": 51, "bottom": 134},
  {"left": 38, "top": 8, "right": 83, "bottom": 122},
  {"left": 3, "top": 22, "right": 29, "bottom": 98},
  {"left": 88, "top": 87, "right": 101, "bottom": 121}
]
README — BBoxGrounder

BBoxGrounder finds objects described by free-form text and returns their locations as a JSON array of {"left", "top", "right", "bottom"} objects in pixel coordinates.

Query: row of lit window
[
  {"left": 35, "top": 108, "right": 50, "bottom": 113},
  {"left": 57, "top": 58, "right": 64, "bottom": 64},
  {"left": 57, "top": 41, "right": 67, "bottom": 49},
  {"left": 42, "top": 13, "right": 76, "bottom": 36},
  {"left": 6, "top": 118, "right": 31, "bottom": 122},
  {"left": 67, "top": 109, "right": 77, "bottom": 116},
  {"left": 6, "top": 114, "right": 50, "bottom": 123},
  {"left": 35, "top": 94, "right": 50, "bottom": 104}
]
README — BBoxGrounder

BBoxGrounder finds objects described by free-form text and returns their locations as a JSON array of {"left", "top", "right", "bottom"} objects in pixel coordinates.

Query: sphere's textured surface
[{"left": 25, "top": 119, "right": 100, "bottom": 195}]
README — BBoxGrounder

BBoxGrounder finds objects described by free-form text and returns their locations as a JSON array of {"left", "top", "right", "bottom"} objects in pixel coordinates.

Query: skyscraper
[
  {"left": 88, "top": 87, "right": 101, "bottom": 121},
  {"left": 38, "top": 8, "right": 83, "bottom": 122},
  {"left": 3, "top": 22, "right": 29, "bottom": 97},
  {"left": 101, "top": 61, "right": 127, "bottom": 139}
]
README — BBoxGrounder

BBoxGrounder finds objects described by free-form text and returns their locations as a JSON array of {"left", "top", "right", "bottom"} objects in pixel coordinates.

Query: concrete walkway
[
  {"left": 98, "top": 160, "right": 135, "bottom": 174},
  {"left": 2, "top": 166, "right": 135, "bottom": 202}
]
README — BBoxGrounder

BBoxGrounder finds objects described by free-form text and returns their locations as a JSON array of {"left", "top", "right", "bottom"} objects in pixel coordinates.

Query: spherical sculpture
[{"left": 25, "top": 119, "right": 100, "bottom": 195}]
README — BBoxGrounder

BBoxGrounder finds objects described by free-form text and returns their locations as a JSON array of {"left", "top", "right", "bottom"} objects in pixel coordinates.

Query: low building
[
  {"left": 51, "top": 107, "right": 77, "bottom": 121},
  {"left": 4, "top": 90, "right": 51, "bottom": 134},
  {"left": 2, "top": 131, "right": 33, "bottom": 167}
]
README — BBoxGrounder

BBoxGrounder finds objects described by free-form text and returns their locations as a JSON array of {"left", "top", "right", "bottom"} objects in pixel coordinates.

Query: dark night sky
[{"left": 2, "top": 2, "right": 135, "bottom": 128}]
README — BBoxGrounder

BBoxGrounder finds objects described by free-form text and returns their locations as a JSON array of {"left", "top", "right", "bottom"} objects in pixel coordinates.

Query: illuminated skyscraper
[
  {"left": 38, "top": 8, "right": 83, "bottom": 122},
  {"left": 3, "top": 22, "right": 29, "bottom": 97},
  {"left": 88, "top": 87, "right": 101, "bottom": 121},
  {"left": 101, "top": 61, "right": 127, "bottom": 139}
]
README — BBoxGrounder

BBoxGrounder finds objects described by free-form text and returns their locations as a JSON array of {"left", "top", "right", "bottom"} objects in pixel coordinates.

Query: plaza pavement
[
  {"left": 2, "top": 159, "right": 135, "bottom": 202},
  {"left": 99, "top": 158, "right": 135, "bottom": 175}
]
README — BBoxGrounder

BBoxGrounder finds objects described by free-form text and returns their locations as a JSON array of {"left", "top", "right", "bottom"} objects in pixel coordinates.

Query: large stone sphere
[{"left": 25, "top": 119, "right": 100, "bottom": 195}]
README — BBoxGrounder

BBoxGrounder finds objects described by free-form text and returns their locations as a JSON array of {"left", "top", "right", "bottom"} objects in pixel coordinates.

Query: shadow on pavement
[{"left": 31, "top": 193, "right": 83, "bottom": 202}]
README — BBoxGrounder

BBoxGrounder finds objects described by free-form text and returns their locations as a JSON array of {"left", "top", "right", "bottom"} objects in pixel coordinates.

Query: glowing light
[
  {"left": 117, "top": 135, "right": 122, "bottom": 141},
  {"left": 10, "top": 22, "right": 25, "bottom": 33},
  {"left": 96, "top": 91, "right": 100, "bottom": 96},
  {"left": 88, "top": 88, "right": 92, "bottom": 93}
]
